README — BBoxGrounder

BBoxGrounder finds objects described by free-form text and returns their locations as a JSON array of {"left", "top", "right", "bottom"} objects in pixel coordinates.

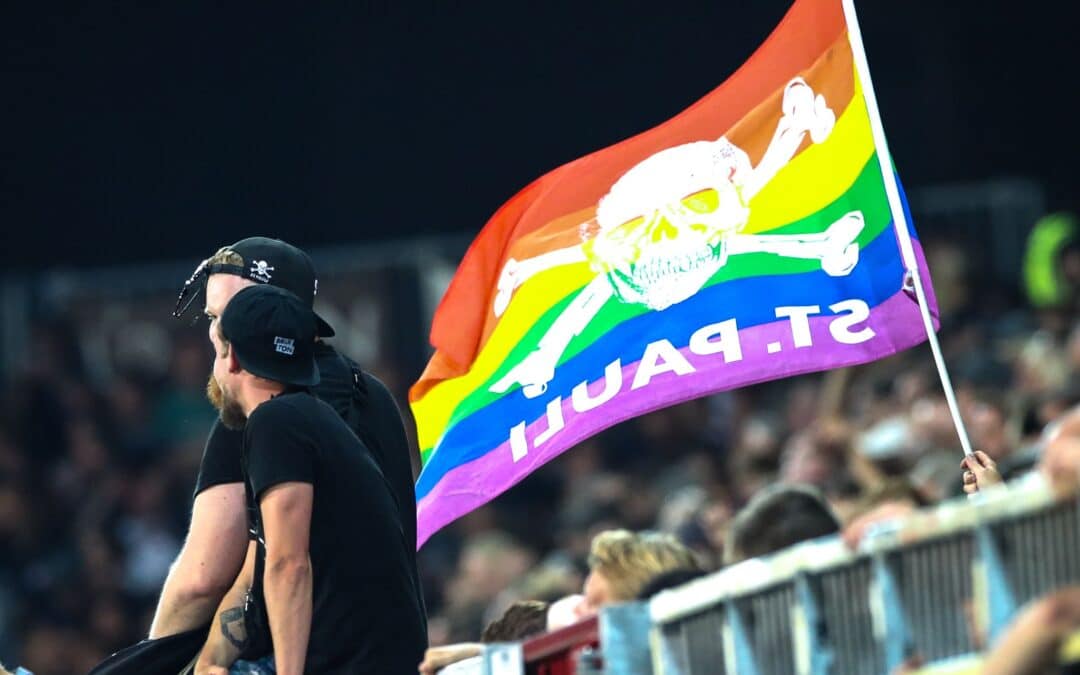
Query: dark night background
[
  {"left": 3, "top": 5, "right": 1080, "bottom": 672},
  {"left": 1, "top": 1, "right": 1075, "bottom": 272}
]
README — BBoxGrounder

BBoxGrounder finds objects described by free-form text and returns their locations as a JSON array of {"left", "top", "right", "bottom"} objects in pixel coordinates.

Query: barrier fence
[{"left": 467, "top": 478, "right": 1080, "bottom": 674}]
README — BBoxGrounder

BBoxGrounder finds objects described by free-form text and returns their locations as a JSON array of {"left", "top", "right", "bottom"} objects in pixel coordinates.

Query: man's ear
[{"left": 227, "top": 347, "right": 243, "bottom": 374}]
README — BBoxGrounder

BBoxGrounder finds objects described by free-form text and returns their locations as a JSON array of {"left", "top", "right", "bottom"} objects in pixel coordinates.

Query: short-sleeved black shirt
[
  {"left": 195, "top": 344, "right": 418, "bottom": 553},
  {"left": 242, "top": 392, "right": 427, "bottom": 674}
]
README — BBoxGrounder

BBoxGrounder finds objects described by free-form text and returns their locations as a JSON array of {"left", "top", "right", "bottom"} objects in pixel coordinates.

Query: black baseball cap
[
  {"left": 220, "top": 284, "right": 321, "bottom": 387},
  {"left": 174, "top": 236, "right": 335, "bottom": 337}
]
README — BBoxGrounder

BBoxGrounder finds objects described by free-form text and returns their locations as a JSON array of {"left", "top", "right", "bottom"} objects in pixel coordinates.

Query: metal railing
[
  {"left": 462, "top": 477, "right": 1080, "bottom": 669},
  {"left": 466, "top": 478, "right": 1080, "bottom": 674},
  {"left": 463, "top": 616, "right": 600, "bottom": 675},
  {"left": 648, "top": 478, "right": 1080, "bottom": 674}
]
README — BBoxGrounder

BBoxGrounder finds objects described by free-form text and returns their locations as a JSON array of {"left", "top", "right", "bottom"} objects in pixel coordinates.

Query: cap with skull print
[{"left": 174, "top": 236, "right": 335, "bottom": 337}]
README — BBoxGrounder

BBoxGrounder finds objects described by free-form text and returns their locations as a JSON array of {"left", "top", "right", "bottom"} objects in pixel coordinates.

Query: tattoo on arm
[{"left": 220, "top": 606, "right": 247, "bottom": 651}]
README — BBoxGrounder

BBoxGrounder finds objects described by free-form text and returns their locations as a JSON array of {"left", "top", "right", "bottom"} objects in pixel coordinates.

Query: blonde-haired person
[{"left": 574, "top": 529, "right": 701, "bottom": 619}]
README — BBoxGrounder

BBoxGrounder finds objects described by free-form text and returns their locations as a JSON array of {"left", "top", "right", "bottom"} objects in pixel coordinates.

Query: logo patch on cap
[
  {"left": 274, "top": 337, "right": 295, "bottom": 356},
  {"left": 250, "top": 260, "right": 275, "bottom": 283}
]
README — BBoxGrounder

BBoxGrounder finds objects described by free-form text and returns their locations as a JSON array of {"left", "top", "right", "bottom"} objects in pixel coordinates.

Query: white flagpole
[{"left": 841, "top": 0, "right": 975, "bottom": 458}]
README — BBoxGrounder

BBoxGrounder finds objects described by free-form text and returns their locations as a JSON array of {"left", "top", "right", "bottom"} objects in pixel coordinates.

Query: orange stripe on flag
[{"left": 727, "top": 30, "right": 855, "bottom": 168}]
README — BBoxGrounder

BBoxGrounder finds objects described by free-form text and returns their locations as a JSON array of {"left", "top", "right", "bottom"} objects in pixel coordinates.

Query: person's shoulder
[
  {"left": 361, "top": 368, "right": 393, "bottom": 398},
  {"left": 312, "top": 344, "right": 358, "bottom": 399},
  {"left": 362, "top": 370, "right": 402, "bottom": 414},
  {"left": 249, "top": 391, "right": 322, "bottom": 427},
  {"left": 317, "top": 344, "right": 398, "bottom": 406}
]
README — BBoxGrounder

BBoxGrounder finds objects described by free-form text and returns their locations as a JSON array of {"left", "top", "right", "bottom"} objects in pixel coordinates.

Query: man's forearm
[
  {"left": 263, "top": 555, "right": 313, "bottom": 675},
  {"left": 196, "top": 577, "right": 251, "bottom": 670},
  {"left": 151, "top": 484, "right": 249, "bottom": 638},
  {"left": 258, "top": 481, "right": 315, "bottom": 675},
  {"left": 150, "top": 561, "right": 224, "bottom": 638},
  {"left": 195, "top": 542, "right": 257, "bottom": 673}
]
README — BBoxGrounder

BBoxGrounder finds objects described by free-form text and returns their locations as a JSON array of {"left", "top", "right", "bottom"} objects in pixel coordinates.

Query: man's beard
[
  {"left": 207, "top": 374, "right": 247, "bottom": 430},
  {"left": 206, "top": 373, "right": 224, "bottom": 409}
]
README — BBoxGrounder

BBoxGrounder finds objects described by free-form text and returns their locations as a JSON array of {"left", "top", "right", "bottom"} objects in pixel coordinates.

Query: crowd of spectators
[
  {"left": 0, "top": 218, "right": 1078, "bottom": 674},
  {"left": 0, "top": 327, "right": 217, "bottom": 673}
]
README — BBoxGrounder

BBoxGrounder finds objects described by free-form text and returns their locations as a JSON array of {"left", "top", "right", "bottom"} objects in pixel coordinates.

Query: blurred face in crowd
[
  {"left": 1041, "top": 437, "right": 1080, "bottom": 493},
  {"left": 1040, "top": 414, "right": 1080, "bottom": 494},
  {"left": 969, "top": 401, "right": 1010, "bottom": 460},
  {"left": 910, "top": 395, "right": 955, "bottom": 449},
  {"left": 575, "top": 570, "right": 616, "bottom": 619},
  {"left": 780, "top": 433, "right": 831, "bottom": 486}
]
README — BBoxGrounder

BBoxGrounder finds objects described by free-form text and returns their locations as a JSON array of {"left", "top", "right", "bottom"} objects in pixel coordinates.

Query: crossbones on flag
[{"left": 410, "top": 0, "right": 938, "bottom": 547}]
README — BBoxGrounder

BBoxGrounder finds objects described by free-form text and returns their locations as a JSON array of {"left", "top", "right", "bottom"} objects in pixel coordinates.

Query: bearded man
[{"left": 195, "top": 284, "right": 425, "bottom": 673}]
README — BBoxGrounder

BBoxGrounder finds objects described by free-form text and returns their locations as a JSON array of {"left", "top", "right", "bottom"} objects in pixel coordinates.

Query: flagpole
[{"left": 841, "top": 0, "right": 975, "bottom": 458}]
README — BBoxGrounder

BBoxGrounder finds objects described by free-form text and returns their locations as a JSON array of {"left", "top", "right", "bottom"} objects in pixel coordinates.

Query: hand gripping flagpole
[{"left": 841, "top": 0, "right": 975, "bottom": 458}]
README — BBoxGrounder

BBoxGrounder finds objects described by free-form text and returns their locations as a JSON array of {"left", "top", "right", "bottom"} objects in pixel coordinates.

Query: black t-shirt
[
  {"left": 195, "top": 343, "right": 422, "bottom": 597},
  {"left": 243, "top": 392, "right": 426, "bottom": 674}
]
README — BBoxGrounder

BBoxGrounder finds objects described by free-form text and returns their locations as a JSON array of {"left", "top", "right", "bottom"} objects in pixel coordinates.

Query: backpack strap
[{"left": 338, "top": 351, "right": 369, "bottom": 432}]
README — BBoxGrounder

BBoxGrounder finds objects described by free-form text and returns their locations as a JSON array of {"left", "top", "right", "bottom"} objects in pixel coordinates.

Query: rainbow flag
[{"left": 410, "top": 0, "right": 938, "bottom": 547}]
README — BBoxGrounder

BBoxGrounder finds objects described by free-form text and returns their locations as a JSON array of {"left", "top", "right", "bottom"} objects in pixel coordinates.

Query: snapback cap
[
  {"left": 174, "top": 236, "right": 335, "bottom": 337},
  {"left": 220, "top": 284, "right": 320, "bottom": 387}
]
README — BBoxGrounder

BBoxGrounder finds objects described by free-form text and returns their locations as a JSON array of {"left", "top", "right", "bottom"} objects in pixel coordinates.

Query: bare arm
[
  {"left": 150, "top": 483, "right": 249, "bottom": 638},
  {"left": 982, "top": 587, "right": 1080, "bottom": 675},
  {"left": 418, "top": 643, "right": 483, "bottom": 675},
  {"left": 261, "top": 482, "right": 314, "bottom": 675},
  {"left": 194, "top": 541, "right": 257, "bottom": 674}
]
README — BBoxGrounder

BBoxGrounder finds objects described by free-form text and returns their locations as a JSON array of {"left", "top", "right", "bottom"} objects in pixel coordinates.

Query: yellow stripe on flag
[
  {"left": 414, "top": 262, "right": 593, "bottom": 451},
  {"left": 744, "top": 71, "right": 873, "bottom": 234}
]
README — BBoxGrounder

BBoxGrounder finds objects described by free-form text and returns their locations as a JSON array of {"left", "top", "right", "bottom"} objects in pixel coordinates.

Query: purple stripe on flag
[{"left": 417, "top": 284, "right": 932, "bottom": 547}]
